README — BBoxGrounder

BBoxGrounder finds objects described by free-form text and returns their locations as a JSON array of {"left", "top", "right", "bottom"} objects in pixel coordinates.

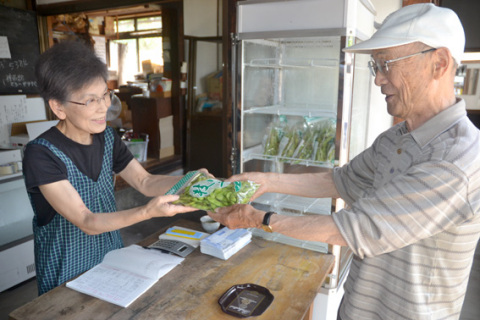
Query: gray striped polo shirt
[{"left": 333, "top": 99, "right": 480, "bottom": 320}]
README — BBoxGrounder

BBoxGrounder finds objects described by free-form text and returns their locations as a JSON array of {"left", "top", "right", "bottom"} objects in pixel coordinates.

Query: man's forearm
[
  {"left": 269, "top": 213, "right": 347, "bottom": 246},
  {"left": 269, "top": 171, "right": 340, "bottom": 199}
]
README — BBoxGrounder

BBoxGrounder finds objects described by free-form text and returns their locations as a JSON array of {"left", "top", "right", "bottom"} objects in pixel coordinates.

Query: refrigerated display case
[{"left": 232, "top": 1, "right": 377, "bottom": 319}]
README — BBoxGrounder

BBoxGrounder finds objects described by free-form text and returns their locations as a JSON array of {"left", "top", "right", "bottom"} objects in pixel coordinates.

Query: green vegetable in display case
[
  {"left": 263, "top": 126, "right": 281, "bottom": 156},
  {"left": 263, "top": 116, "right": 336, "bottom": 164},
  {"left": 165, "top": 171, "right": 260, "bottom": 211},
  {"left": 280, "top": 127, "right": 301, "bottom": 160},
  {"left": 314, "top": 122, "right": 336, "bottom": 163},
  {"left": 294, "top": 126, "right": 317, "bottom": 162},
  {"left": 263, "top": 115, "right": 287, "bottom": 156}
]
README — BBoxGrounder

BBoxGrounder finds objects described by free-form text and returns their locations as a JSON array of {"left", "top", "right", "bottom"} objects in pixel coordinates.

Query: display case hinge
[{"left": 231, "top": 33, "right": 240, "bottom": 47}]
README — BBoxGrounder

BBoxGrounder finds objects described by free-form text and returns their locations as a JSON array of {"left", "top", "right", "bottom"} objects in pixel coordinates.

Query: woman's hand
[
  {"left": 197, "top": 168, "right": 214, "bottom": 178},
  {"left": 144, "top": 194, "right": 198, "bottom": 218}
]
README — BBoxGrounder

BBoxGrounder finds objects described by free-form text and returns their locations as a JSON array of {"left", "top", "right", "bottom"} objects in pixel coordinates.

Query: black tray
[{"left": 218, "top": 283, "right": 274, "bottom": 318}]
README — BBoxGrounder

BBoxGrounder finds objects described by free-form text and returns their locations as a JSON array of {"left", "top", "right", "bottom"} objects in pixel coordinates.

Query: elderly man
[{"left": 209, "top": 4, "right": 480, "bottom": 320}]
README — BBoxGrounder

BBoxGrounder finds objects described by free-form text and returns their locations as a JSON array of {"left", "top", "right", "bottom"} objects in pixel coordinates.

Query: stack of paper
[
  {"left": 200, "top": 227, "right": 252, "bottom": 260},
  {"left": 159, "top": 226, "right": 209, "bottom": 248}
]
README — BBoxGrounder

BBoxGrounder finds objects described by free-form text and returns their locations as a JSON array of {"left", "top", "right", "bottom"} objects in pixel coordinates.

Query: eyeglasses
[
  {"left": 68, "top": 90, "right": 113, "bottom": 108},
  {"left": 368, "top": 48, "right": 437, "bottom": 77}
]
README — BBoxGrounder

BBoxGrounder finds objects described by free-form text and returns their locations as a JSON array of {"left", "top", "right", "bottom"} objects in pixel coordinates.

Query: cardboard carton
[
  {"left": 206, "top": 70, "right": 223, "bottom": 101},
  {"left": 10, "top": 120, "right": 58, "bottom": 146},
  {"left": 159, "top": 115, "right": 174, "bottom": 159}
]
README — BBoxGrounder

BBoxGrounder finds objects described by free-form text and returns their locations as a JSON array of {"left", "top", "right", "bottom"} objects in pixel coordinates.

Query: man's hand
[
  {"left": 226, "top": 172, "right": 275, "bottom": 201},
  {"left": 208, "top": 204, "right": 264, "bottom": 229}
]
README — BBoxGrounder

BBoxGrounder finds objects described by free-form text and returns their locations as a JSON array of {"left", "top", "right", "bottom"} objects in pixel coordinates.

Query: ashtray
[{"left": 218, "top": 283, "right": 274, "bottom": 318}]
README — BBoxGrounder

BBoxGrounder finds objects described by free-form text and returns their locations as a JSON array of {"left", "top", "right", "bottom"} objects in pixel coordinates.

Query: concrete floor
[{"left": 1, "top": 179, "right": 479, "bottom": 319}]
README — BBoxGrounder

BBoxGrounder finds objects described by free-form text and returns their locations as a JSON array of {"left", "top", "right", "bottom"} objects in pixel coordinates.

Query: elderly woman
[{"left": 23, "top": 41, "right": 200, "bottom": 295}]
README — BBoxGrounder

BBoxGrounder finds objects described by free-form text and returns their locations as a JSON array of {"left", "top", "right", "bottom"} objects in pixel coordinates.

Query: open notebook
[{"left": 66, "top": 245, "right": 184, "bottom": 307}]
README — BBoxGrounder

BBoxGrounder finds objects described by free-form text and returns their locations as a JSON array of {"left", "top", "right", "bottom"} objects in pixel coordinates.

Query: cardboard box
[
  {"left": 160, "top": 145, "right": 175, "bottom": 159},
  {"left": 206, "top": 70, "right": 223, "bottom": 101},
  {"left": 150, "top": 91, "right": 171, "bottom": 98},
  {"left": 10, "top": 120, "right": 58, "bottom": 146},
  {"left": 159, "top": 115, "right": 174, "bottom": 159}
]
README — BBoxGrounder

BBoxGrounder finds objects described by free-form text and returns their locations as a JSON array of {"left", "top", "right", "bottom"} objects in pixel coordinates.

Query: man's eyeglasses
[
  {"left": 368, "top": 48, "right": 437, "bottom": 77},
  {"left": 68, "top": 90, "right": 113, "bottom": 108}
]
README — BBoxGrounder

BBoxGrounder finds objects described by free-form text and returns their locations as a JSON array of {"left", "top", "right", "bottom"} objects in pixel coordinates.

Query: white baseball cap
[{"left": 343, "top": 3, "right": 465, "bottom": 64}]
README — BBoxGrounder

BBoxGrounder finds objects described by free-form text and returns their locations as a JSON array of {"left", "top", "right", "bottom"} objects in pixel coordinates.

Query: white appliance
[
  {"left": 232, "top": 1, "right": 377, "bottom": 319},
  {"left": 0, "top": 173, "right": 36, "bottom": 292}
]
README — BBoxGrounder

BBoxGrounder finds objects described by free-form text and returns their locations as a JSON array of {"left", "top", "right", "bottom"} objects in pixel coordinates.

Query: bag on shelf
[
  {"left": 313, "top": 119, "right": 336, "bottom": 163},
  {"left": 263, "top": 115, "right": 287, "bottom": 156}
]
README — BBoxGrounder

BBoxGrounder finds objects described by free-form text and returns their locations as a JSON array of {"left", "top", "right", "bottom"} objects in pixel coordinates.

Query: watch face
[{"left": 261, "top": 225, "right": 273, "bottom": 233}]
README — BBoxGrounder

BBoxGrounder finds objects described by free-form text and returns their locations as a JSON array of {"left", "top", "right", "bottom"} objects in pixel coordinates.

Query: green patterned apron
[{"left": 28, "top": 127, "right": 124, "bottom": 295}]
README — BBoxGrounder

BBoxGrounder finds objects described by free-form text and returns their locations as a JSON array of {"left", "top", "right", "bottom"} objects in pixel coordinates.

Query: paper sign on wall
[{"left": 0, "top": 36, "right": 11, "bottom": 59}]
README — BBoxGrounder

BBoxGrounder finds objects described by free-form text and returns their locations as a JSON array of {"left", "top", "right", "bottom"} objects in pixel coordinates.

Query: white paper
[
  {"left": 92, "top": 35, "right": 107, "bottom": 64},
  {"left": 25, "top": 120, "right": 58, "bottom": 141},
  {"left": 102, "top": 245, "right": 183, "bottom": 279},
  {"left": 0, "top": 95, "right": 47, "bottom": 145},
  {"left": 0, "top": 36, "right": 11, "bottom": 59},
  {"left": 67, "top": 264, "right": 157, "bottom": 308}
]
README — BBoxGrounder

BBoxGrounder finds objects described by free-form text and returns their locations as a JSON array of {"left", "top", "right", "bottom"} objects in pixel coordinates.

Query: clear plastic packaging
[
  {"left": 263, "top": 115, "right": 287, "bottom": 156},
  {"left": 166, "top": 171, "right": 260, "bottom": 211}
]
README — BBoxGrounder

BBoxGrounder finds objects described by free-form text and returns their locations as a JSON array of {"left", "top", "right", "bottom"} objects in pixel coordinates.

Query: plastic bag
[
  {"left": 279, "top": 124, "right": 302, "bottom": 161},
  {"left": 313, "top": 120, "right": 336, "bottom": 163},
  {"left": 263, "top": 115, "right": 287, "bottom": 156},
  {"left": 165, "top": 171, "right": 260, "bottom": 211}
]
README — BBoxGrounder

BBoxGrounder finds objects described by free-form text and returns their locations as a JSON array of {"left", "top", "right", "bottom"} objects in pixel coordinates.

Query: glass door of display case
[
  {"left": 236, "top": 35, "right": 345, "bottom": 256},
  {"left": 232, "top": 0, "right": 377, "bottom": 294}
]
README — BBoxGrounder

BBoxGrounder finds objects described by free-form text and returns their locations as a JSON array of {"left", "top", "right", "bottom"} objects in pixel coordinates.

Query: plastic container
[{"left": 124, "top": 140, "right": 148, "bottom": 162}]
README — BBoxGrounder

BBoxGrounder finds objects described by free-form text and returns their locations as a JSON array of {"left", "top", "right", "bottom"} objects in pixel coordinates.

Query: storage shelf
[
  {"left": 249, "top": 194, "right": 332, "bottom": 253},
  {"left": 243, "top": 144, "right": 336, "bottom": 168},
  {"left": 253, "top": 193, "right": 332, "bottom": 215},
  {"left": 243, "top": 105, "right": 337, "bottom": 118},
  {"left": 250, "top": 229, "right": 329, "bottom": 253},
  {"left": 0, "top": 172, "right": 22, "bottom": 182},
  {"left": 244, "top": 58, "right": 338, "bottom": 69}
]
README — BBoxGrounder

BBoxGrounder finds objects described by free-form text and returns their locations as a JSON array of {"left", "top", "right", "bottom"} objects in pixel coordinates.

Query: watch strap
[{"left": 262, "top": 211, "right": 276, "bottom": 227}]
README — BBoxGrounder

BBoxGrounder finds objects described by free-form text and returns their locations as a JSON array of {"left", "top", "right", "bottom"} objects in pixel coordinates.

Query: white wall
[
  {"left": 371, "top": 0, "right": 402, "bottom": 24},
  {"left": 363, "top": 0, "right": 401, "bottom": 147},
  {"left": 184, "top": 0, "right": 222, "bottom": 97}
]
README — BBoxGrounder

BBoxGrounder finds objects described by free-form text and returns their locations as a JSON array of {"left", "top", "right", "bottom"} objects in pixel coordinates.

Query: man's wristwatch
[{"left": 261, "top": 211, "right": 276, "bottom": 233}]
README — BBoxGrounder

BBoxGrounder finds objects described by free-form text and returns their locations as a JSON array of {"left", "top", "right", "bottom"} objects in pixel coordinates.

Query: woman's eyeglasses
[
  {"left": 68, "top": 90, "right": 114, "bottom": 108},
  {"left": 368, "top": 48, "right": 437, "bottom": 77}
]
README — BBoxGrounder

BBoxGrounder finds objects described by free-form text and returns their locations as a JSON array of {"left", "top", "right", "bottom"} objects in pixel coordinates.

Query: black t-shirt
[{"left": 23, "top": 127, "right": 134, "bottom": 226}]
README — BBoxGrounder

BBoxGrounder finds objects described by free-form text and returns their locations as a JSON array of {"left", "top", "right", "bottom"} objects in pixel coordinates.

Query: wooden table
[{"left": 9, "top": 219, "right": 334, "bottom": 320}]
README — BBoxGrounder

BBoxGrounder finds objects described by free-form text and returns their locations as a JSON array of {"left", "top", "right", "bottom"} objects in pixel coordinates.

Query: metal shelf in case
[
  {"left": 242, "top": 144, "right": 336, "bottom": 168},
  {"left": 242, "top": 105, "right": 337, "bottom": 118}
]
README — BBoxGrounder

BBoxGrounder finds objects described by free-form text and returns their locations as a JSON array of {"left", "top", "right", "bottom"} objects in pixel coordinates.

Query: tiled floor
[{"left": 1, "top": 179, "right": 479, "bottom": 320}]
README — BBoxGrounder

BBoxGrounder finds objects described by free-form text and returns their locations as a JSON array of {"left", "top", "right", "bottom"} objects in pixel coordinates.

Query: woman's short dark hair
[{"left": 35, "top": 40, "right": 108, "bottom": 103}]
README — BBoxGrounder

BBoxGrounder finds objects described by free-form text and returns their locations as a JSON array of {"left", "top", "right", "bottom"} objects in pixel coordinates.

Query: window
[
  {"left": 137, "top": 16, "right": 162, "bottom": 30},
  {"left": 109, "top": 16, "right": 163, "bottom": 85}
]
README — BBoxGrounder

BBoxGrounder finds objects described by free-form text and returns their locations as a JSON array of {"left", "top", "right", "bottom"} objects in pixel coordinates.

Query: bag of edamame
[{"left": 165, "top": 171, "right": 259, "bottom": 211}]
